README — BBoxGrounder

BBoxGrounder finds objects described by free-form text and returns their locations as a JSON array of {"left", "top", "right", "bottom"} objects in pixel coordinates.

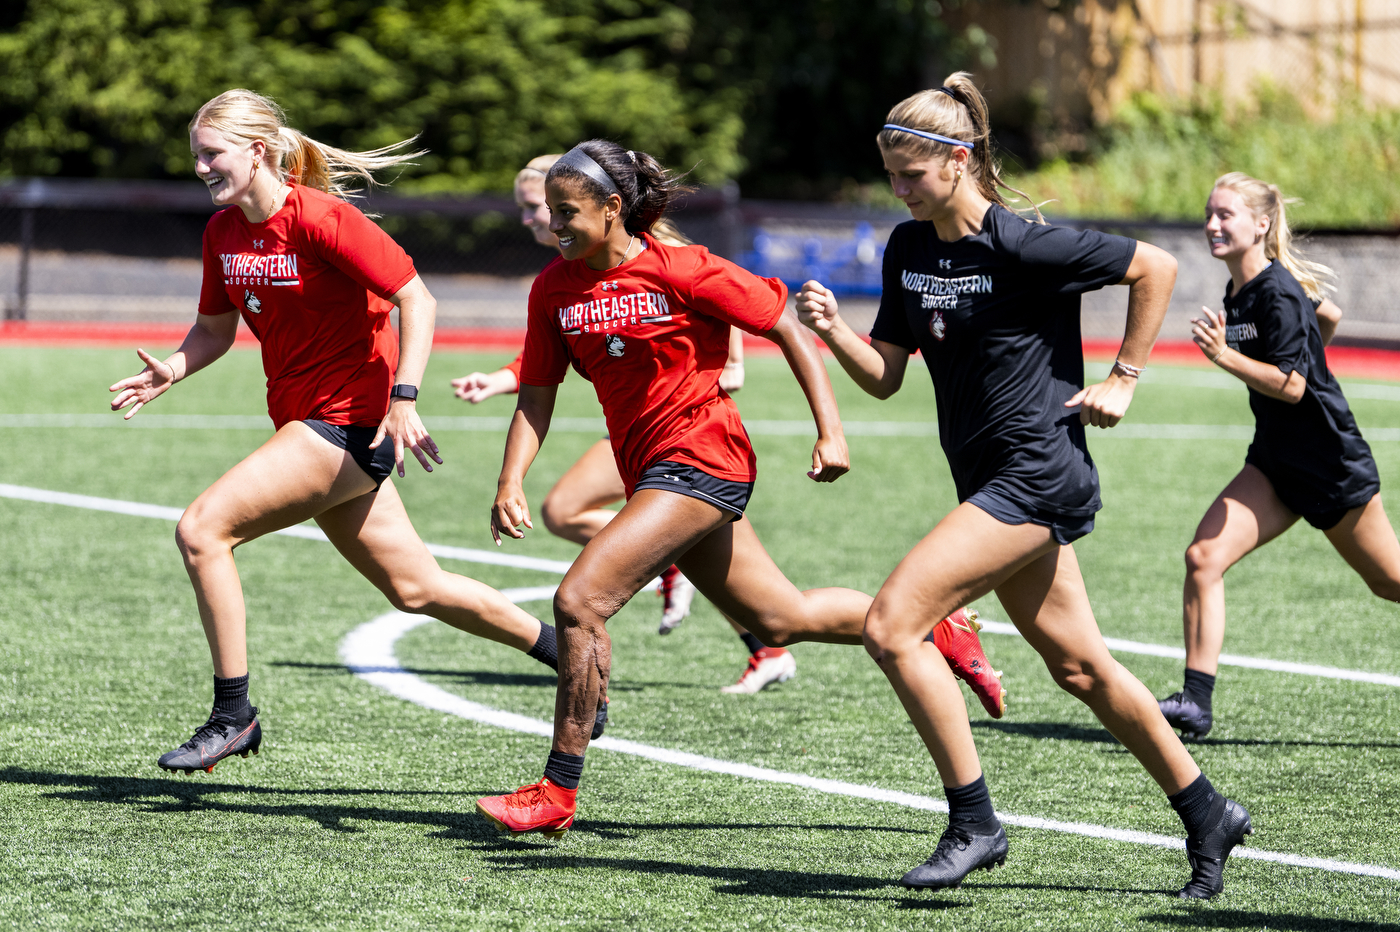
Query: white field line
[
  {"left": 341, "top": 609, "right": 1400, "bottom": 883},
  {"left": 4, "top": 482, "right": 1398, "bottom": 686},
  {"left": 4, "top": 413, "right": 1399, "bottom": 442}
]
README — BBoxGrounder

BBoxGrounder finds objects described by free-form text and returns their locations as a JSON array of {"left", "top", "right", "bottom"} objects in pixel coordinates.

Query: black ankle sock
[
  {"left": 213, "top": 674, "right": 251, "bottom": 718},
  {"left": 528, "top": 624, "right": 559, "bottom": 671},
  {"left": 944, "top": 773, "right": 996, "bottom": 825},
  {"left": 1168, "top": 772, "right": 1224, "bottom": 837},
  {"left": 738, "top": 632, "right": 766, "bottom": 656},
  {"left": 1183, "top": 669, "right": 1216, "bottom": 712},
  {"left": 542, "top": 750, "right": 585, "bottom": 790}
]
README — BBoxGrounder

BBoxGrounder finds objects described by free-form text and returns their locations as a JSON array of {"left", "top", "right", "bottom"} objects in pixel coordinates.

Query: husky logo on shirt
[
  {"left": 605, "top": 334, "right": 626, "bottom": 357},
  {"left": 243, "top": 290, "right": 262, "bottom": 314},
  {"left": 929, "top": 310, "right": 947, "bottom": 341},
  {"left": 220, "top": 252, "right": 302, "bottom": 287}
]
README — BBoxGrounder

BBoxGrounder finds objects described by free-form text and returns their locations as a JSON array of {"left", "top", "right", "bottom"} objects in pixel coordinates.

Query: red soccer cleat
[
  {"left": 928, "top": 608, "right": 1006, "bottom": 718},
  {"left": 657, "top": 565, "right": 697, "bottom": 635},
  {"left": 476, "top": 779, "right": 577, "bottom": 838}
]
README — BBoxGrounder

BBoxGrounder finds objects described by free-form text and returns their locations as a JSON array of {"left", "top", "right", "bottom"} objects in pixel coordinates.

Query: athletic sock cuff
[
  {"left": 1167, "top": 772, "right": 1223, "bottom": 837},
  {"left": 543, "top": 750, "right": 585, "bottom": 790},
  {"left": 944, "top": 773, "right": 996, "bottom": 825},
  {"left": 738, "top": 632, "right": 766, "bottom": 656},
  {"left": 528, "top": 623, "right": 559, "bottom": 671},
  {"left": 212, "top": 674, "right": 251, "bottom": 716},
  {"left": 1183, "top": 668, "right": 1216, "bottom": 712}
]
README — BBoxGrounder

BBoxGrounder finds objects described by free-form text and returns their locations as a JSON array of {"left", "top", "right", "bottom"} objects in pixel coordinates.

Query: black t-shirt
[
  {"left": 871, "top": 205, "right": 1136, "bottom": 516},
  {"left": 1224, "top": 262, "right": 1378, "bottom": 512}
]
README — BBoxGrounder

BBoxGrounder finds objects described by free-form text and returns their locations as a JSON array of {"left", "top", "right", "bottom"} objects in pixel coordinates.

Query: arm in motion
[
  {"left": 109, "top": 310, "right": 240, "bottom": 418},
  {"left": 761, "top": 305, "right": 850, "bottom": 482},
  {"left": 794, "top": 279, "right": 909, "bottom": 400},
  {"left": 492, "top": 382, "right": 560, "bottom": 543},
  {"left": 372, "top": 274, "right": 445, "bottom": 475},
  {"left": 1192, "top": 306, "right": 1306, "bottom": 404}
]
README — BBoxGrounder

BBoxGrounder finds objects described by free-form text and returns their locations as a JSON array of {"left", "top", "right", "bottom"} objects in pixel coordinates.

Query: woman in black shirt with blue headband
[
  {"left": 1157, "top": 173, "right": 1399, "bottom": 740},
  {"left": 797, "top": 72, "right": 1251, "bottom": 899}
]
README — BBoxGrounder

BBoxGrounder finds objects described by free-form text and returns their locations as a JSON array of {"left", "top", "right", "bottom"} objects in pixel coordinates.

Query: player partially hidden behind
[
  {"left": 1157, "top": 173, "right": 1400, "bottom": 739},
  {"left": 476, "top": 140, "right": 1002, "bottom": 841},
  {"left": 796, "top": 74, "right": 1251, "bottom": 898},
  {"left": 449, "top": 156, "right": 788, "bottom": 694},
  {"left": 109, "top": 89, "right": 566, "bottom": 774}
]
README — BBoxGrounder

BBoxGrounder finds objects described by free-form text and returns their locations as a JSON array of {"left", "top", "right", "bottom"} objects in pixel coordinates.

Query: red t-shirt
[
  {"left": 520, "top": 234, "right": 786, "bottom": 493},
  {"left": 197, "top": 184, "right": 417, "bottom": 429},
  {"left": 504, "top": 352, "right": 525, "bottom": 385}
]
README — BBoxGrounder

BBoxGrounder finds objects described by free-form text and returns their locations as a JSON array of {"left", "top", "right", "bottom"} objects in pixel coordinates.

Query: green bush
[{"left": 1008, "top": 87, "right": 1400, "bottom": 228}]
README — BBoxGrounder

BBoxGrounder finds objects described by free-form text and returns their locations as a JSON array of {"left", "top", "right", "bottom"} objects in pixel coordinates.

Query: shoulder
[
  {"left": 203, "top": 206, "right": 242, "bottom": 236},
  {"left": 294, "top": 185, "right": 360, "bottom": 225}
]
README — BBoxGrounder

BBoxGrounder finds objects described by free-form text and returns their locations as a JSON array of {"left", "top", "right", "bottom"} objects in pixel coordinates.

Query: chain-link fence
[{"left": 2, "top": 178, "right": 1398, "bottom": 347}]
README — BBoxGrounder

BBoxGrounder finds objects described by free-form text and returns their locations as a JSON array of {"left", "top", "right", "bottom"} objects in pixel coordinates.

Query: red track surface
[{"left": 6, "top": 321, "right": 1400, "bottom": 382}]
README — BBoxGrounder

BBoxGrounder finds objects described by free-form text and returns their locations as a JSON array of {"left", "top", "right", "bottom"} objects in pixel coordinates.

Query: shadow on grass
[
  {"left": 1, "top": 767, "right": 923, "bottom": 845},
  {"left": 272, "top": 661, "right": 710, "bottom": 692},
  {"left": 484, "top": 851, "right": 967, "bottom": 908},
  {"left": 972, "top": 721, "right": 1400, "bottom": 750},
  {"left": 1139, "top": 910, "right": 1400, "bottom": 931}
]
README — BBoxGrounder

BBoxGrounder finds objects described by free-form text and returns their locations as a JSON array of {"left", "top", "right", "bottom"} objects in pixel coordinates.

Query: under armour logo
[
  {"left": 600, "top": 281, "right": 620, "bottom": 291},
  {"left": 938, "top": 259, "right": 953, "bottom": 269},
  {"left": 253, "top": 239, "right": 264, "bottom": 250}
]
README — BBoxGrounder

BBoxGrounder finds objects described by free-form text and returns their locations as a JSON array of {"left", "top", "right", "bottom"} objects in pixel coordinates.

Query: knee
[
  {"left": 1047, "top": 657, "right": 1111, "bottom": 702},
  {"left": 861, "top": 604, "right": 908, "bottom": 667},
  {"left": 175, "top": 509, "right": 221, "bottom": 564},
  {"left": 386, "top": 577, "right": 435, "bottom": 614},
  {"left": 1366, "top": 576, "right": 1400, "bottom": 603},
  {"left": 1184, "top": 540, "right": 1229, "bottom": 581},
  {"left": 539, "top": 493, "right": 573, "bottom": 537},
  {"left": 745, "top": 617, "right": 793, "bottom": 648},
  {"left": 552, "top": 580, "right": 625, "bottom": 630}
]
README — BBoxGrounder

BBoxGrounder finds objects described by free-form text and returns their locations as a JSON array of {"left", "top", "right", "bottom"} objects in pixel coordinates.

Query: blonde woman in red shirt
[{"left": 110, "top": 89, "right": 567, "bottom": 774}]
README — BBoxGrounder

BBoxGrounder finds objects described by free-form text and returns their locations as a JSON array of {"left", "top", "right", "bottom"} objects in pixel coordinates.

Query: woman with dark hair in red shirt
[
  {"left": 110, "top": 89, "right": 566, "bottom": 774},
  {"left": 476, "top": 139, "right": 1001, "bottom": 840}
]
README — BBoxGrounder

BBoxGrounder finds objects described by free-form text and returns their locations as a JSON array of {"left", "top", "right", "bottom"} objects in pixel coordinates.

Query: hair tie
[
  {"left": 882, "top": 124, "right": 974, "bottom": 150},
  {"left": 626, "top": 150, "right": 637, "bottom": 164}
]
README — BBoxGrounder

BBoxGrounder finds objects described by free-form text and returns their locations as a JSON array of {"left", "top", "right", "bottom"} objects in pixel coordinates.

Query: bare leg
[
  {"left": 176, "top": 422, "right": 379, "bottom": 677},
  {"left": 540, "top": 439, "right": 625, "bottom": 545},
  {"left": 1183, "top": 465, "right": 1298, "bottom": 675},
  {"left": 999, "top": 545, "right": 1201, "bottom": 794},
  {"left": 551, "top": 490, "right": 732, "bottom": 755},
  {"left": 314, "top": 479, "right": 542, "bottom": 650},
  {"left": 1323, "top": 494, "right": 1400, "bottom": 602},
  {"left": 863, "top": 504, "right": 1057, "bottom": 787}
]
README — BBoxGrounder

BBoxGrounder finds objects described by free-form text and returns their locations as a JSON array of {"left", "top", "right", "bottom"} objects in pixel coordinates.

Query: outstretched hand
[
  {"left": 451, "top": 369, "right": 517, "bottom": 403},
  {"left": 1065, "top": 372, "right": 1138, "bottom": 429},
  {"left": 794, "top": 280, "right": 840, "bottom": 336},
  {"left": 109, "top": 348, "right": 176, "bottom": 419},
  {"left": 1191, "top": 306, "right": 1227, "bottom": 362},
  {"left": 369, "top": 399, "right": 443, "bottom": 477},
  {"left": 491, "top": 485, "right": 534, "bottom": 545}
]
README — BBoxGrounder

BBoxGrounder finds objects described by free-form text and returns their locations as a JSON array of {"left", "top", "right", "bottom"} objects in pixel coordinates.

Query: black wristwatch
[{"left": 389, "top": 383, "right": 419, "bottom": 402}]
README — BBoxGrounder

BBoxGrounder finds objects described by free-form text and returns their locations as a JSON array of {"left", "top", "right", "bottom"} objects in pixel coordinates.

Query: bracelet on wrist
[
  {"left": 1211, "top": 347, "right": 1227, "bottom": 365},
  {"left": 1111, "top": 358, "right": 1144, "bottom": 378}
]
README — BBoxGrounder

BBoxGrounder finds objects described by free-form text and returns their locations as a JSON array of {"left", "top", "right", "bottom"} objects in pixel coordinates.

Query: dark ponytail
[{"left": 546, "top": 139, "right": 692, "bottom": 235}]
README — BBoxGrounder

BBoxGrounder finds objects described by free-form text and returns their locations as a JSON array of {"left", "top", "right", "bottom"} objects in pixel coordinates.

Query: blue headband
[
  {"left": 882, "top": 124, "right": 974, "bottom": 150},
  {"left": 553, "top": 146, "right": 621, "bottom": 196}
]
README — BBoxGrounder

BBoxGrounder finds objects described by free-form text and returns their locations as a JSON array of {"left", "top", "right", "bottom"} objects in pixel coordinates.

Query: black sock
[
  {"left": 1168, "top": 772, "right": 1224, "bottom": 837},
  {"left": 738, "top": 631, "right": 766, "bottom": 656},
  {"left": 542, "top": 750, "right": 585, "bottom": 790},
  {"left": 944, "top": 773, "right": 996, "bottom": 825},
  {"left": 212, "top": 674, "right": 251, "bottom": 718},
  {"left": 1183, "top": 669, "right": 1216, "bottom": 712},
  {"left": 528, "top": 624, "right": 559, "bottom": 671}
]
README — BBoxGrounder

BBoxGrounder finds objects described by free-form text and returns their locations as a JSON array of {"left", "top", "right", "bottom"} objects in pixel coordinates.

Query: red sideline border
[{"left": 5, "top": 321, "right": 1400, "bottom": 382}]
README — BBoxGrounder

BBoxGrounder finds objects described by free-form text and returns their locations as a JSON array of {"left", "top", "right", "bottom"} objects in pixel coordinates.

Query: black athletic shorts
[
  {"left": 303, "top": 419, "right": 395, "bottom": 489},
  {"left": 633, "top": 460, "right": 753, "bottom": 520},
  {"left": 966, "top": 485, "right": 1095, "bottom": 545},
  {"left": 1245, "top": 452, "right": 1377, "bottom": 532}
]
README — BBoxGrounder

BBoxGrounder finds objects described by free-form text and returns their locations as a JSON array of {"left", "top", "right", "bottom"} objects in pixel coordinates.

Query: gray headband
[{"left": 554, "top": 146, "right": 621, "bottom": 197}]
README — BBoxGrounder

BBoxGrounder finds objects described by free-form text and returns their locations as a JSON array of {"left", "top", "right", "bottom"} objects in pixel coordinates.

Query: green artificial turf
[{"left": 1, "top": 346, "right": 1398, "bottom": 931}]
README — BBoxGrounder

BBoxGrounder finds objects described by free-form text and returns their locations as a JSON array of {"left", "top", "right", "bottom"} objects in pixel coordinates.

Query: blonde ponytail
[
  {"left": 190, "top": 89, "right": 422, "bottom": 199},
  {"left": 878, "top": 72, "right": 1043, "bottom": 222},
  {"left": 1212, "top": 172, "right": 1335, "bottom": 301}
]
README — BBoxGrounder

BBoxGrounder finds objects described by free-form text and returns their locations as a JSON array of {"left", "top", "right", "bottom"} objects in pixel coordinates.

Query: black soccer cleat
[
  {"left": 900, "top": 817, "right": 1009, "bottom": 889},
  {"left": 1159, "top": 691, "right": 1213, "bottom": 739},
  {"left": 1178, "top": 798, "right": 1252, "bottom": 899},
  {"left": 591, "top": 697, "right": 609, "bottom": 740},
  {"left": 158, "top": 707, "right": 262, "bottom": 774}
]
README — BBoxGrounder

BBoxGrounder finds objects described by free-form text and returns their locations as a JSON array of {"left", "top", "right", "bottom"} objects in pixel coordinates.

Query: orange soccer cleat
[
  {"left": 928, "top": 608, "right": 1006, "bottom": 718},
  {"left": 476, "top": 779, "right": 578, "bottom": 838}
]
